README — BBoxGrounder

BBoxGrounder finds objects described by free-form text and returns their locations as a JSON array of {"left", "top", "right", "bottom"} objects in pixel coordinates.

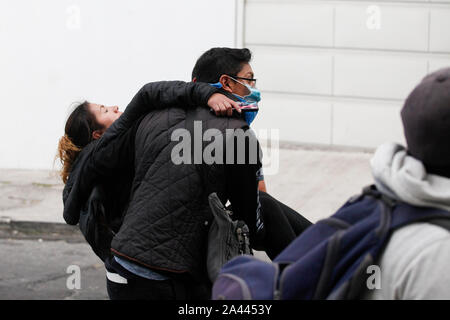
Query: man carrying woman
[{"left": 57, "top": 47, "right": 311, "bottom": 300}]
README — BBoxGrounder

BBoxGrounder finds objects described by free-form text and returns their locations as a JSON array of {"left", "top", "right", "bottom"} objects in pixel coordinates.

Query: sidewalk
[{"left": 0, "top": 146, "right": 374, "bottom": 225}]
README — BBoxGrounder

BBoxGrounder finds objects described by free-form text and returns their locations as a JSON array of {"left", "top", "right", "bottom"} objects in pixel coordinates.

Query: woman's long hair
[{"left": 56, "top": 101, "right": 103, "bottom": 184}]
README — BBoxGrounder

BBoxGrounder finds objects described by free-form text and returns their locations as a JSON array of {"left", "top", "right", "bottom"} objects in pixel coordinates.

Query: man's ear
[
  {"left": 192, "top": 77, "right": 197, "bottom": 83},
  {"left": 92, "top": 129, "right": 104, "bottom": 140},
  {"left": 219, "top": 75, "right": 233, "bottom": 93}
]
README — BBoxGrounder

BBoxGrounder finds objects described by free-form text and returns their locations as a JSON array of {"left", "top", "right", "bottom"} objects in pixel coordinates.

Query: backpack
[
  {"left": 207, "top": 192, "right": 253, "bottom": 282},
  {"left": 212, "top": 185, "right": 450, "bottom": 300}
]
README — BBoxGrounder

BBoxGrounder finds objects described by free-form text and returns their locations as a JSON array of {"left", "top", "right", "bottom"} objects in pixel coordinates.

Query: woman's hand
[{"left": 207, "top": 93, "right": 242, "bottom": 116}]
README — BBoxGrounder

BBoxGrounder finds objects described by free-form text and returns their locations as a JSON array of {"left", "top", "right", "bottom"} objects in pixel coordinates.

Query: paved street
[{"left": 0, "top": 223, "right": 107, "bottom": 300}]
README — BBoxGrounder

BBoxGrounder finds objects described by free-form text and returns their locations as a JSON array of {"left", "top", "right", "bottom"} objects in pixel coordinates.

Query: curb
[{"left": 0, "top": 220, "right": 85, "bottom": 243}]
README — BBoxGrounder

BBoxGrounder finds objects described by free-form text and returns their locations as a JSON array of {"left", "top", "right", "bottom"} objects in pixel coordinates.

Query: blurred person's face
[{"left": 89, "top": 103, "right": 123, "bottom": 139}]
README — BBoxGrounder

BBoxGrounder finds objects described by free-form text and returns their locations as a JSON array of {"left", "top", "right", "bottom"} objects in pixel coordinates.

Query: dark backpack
[{"left": 212, "top": 185, "right": 450, "bottom": 300}]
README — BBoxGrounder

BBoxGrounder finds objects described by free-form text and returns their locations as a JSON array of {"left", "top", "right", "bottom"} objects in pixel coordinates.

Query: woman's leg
[{"left": 259, "top": 191, "right": 313, "bottom": 260}]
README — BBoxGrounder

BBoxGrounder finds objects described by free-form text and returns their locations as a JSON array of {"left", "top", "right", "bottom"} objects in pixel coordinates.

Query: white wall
[
  {"left": 4, "top": 0, "right": 450, "bottom": 169},
  {"left": 245, "top": 0, "right": 450, "bottom": 149},
  {"left": 0, "top": 0, "right": 236, "bottom": 169}
]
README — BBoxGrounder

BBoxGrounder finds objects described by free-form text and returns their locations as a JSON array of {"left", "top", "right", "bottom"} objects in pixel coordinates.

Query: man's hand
[{"left": 207, "top": 93, "right": 242, "bottom": 116}]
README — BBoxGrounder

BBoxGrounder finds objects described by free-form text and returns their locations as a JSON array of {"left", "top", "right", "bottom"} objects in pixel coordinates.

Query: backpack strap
[
  {"left": 362, "top": 185, "right": 450, "bottom": 230},
  {"left": 361, "top": 185, "right": 397, "bottom": 238},
  {"left": 388, "top": 202, "right": 450, "bottom": 231},
  {"left": 362, "top": 185, "right": 397, "bottom": 208},
  {"left": 416, "top": 217, "right": 450, "bottom": 232}
]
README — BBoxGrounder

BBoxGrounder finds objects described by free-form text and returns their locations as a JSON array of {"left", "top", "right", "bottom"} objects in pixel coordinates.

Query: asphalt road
[
  {"left": 0, "top": 221, "right": 271, "bottom": 300},
  {"left": 0, "top": 222, "right": 108, "bottom": 300}
]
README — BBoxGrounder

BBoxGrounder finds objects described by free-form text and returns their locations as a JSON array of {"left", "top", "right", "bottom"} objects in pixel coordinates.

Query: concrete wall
[
  {"left": 0, "top": 0, "right": 236, "bottom": 169},
  {"left": 3, "top": 0, "right": 450, "bottom": 169},
  {"left": 244, "top": 0, "right": 450, "bottom": 149}
]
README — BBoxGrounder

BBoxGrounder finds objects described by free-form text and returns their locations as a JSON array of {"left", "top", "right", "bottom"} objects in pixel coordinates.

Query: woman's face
[{"left": 89, "top": 103, "right": 123, "bottom": 130}]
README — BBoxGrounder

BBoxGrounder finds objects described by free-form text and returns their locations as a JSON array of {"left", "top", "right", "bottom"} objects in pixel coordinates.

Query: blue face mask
[
  {"left": 209, "top": 79, "right": 261, "bottom": 125},
  {"left": 242, "top": 85, "right": 261, "bottom": 104}
]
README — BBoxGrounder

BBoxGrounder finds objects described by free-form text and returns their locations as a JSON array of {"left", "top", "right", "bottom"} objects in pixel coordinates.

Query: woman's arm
[{"left": 101, "top": 81, "right": 239, "bottom": 143}]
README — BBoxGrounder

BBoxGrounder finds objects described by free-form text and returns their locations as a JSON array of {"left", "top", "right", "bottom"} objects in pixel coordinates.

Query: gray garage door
[{"left": 241, "top": 0, "right": 450, "bottom": 149}]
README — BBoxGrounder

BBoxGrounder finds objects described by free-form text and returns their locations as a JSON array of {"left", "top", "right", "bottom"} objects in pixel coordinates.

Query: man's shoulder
[
  {"left": 363, "top": 222, "right": 450, "bottom": 299},
  {"left": 188, "top": 106, "right": 249, "bottom": 130},
  {"left": 379, "top": 222, "right": 450, "bottom": 272},
  {"left": 388, "top": 222, "right": 450, "bottom": 253}
]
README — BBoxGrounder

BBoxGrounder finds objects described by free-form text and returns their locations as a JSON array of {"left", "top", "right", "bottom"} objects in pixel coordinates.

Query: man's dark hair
[{"left": 191, "top": 47, "right": 252, "bottom": 83}]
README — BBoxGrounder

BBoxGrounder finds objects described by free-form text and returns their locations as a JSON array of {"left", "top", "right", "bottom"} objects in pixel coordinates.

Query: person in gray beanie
[
  {"left": 401, "top": 68, "right": 450, "bottom": 177},
  {"left": 361, "top": 67, "right": 450, "bottom": 299}
]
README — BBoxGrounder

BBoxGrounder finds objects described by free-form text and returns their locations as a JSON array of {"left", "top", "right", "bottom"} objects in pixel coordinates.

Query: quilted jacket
[{"left": 110, "top": 106, "right": 251, "bottom": 281}]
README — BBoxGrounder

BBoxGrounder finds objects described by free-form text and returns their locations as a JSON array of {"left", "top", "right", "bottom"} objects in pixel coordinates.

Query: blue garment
[{"left": 114, "top": 256, "right": 169, "bottom": 281}]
